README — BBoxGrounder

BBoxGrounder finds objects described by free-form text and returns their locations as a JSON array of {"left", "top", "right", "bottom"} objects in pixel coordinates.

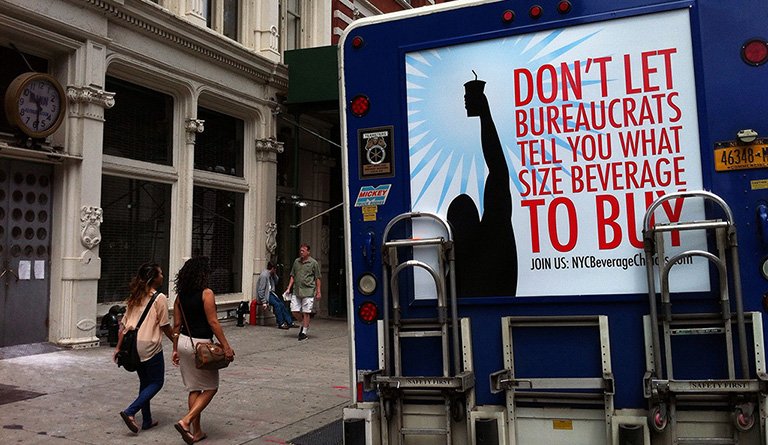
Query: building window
[
  {"left": 98, "top": 177, "right": 171, "bottom": 303},
  {"left": 204, "top": 0, "right": 239, "bottom": 42},
  {"left": 276, "top": 123, "right": 296, "bottom": 188},
  {"left": 104, "top": 77, "right": 173, "bottom": 165},
  {"left": 195, "top": 107, "right": 244, "bottom": 177},
  {"left": 204, "top": 0, "right": 212, "bottom": 28},
  {"left": 280, "top": 0, "right": 302, "bottom": 52},
  {"left": 192, "top": 186, "right": 243, "bottom": 294},
  {"left": 222, "top": 0, "right": 238, "bottom": 41}
]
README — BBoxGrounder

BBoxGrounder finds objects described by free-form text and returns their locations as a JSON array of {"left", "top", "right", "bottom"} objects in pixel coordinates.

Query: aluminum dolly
[
  {"left": 490, "top": 315, "right": 615, "bottom": 445},
  {"left": 642, "top": 191, "right": 768, "bottom": 445},
  {"left": 366, "top": 212, "right": 475, "bottom": 445}
]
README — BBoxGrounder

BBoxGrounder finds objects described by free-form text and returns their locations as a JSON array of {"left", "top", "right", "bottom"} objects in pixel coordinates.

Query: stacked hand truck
[{"left": 643, "top": 191, "right": 768, "bottom": 445}]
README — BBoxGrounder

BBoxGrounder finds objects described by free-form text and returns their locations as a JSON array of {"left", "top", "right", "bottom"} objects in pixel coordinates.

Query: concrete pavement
[{"left": 0, "top": 317, "right": 351, "bottom": 445}]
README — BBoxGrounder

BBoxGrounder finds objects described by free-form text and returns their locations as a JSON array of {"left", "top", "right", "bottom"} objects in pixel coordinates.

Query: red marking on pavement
[
  {"left": 263, "top": 437, "right": 286, "bottom": 444},
  {"left": 333, "top": 385, "right": 349, "bottom": 389}
]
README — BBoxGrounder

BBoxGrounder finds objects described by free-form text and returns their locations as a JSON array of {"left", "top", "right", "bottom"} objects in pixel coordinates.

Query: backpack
[
  {"left": 116, "top": 329, "right": 140, "bottom": 372},
  {"left": 116, "top": 292, "right": 158, "bottom": 372}
]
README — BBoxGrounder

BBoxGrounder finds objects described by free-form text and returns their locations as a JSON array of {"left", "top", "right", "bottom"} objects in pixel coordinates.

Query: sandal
[
  {"left": 175, "top": 421, "right": 195, "bottom": 445},
  {"left": 119, "top": 411, "right": 139, "bottom": 434}
]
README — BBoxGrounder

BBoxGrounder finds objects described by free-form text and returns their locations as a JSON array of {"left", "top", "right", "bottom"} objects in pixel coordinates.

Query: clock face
[
  {"left": 17, "top": 78, "right": 63, "bottom": 134},
  {"left": 5, "top": 72, "right": 66, "bottom": 138}
]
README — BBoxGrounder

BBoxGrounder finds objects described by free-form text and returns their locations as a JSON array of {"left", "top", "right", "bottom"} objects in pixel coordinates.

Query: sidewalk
[{"left": 0, "top": 317, "right": 350, "bottom": 445}]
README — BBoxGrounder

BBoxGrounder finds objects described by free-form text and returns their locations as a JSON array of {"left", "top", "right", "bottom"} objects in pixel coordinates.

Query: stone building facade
[
  {"left": 0, "top": 0, "right": 327, "bottom": 348},
  {"left": 0, "top": 0, "right": 441, "bottom": 348}
]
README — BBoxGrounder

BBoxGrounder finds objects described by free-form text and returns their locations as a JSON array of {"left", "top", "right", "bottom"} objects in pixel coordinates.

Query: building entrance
[{"left": 0, "top": 159, "right": 52, "bottom": 347}]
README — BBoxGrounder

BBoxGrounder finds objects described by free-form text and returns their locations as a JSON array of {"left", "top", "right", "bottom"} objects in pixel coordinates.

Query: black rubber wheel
[
  {"left": 734, "top": 408, "right": 755, "bottom": 432},
  {"left": 649, "top": 406, "right": 668, "bottom": 433},
  {"left": 383, "top": 399, "right": 394, "bottom": 419}
]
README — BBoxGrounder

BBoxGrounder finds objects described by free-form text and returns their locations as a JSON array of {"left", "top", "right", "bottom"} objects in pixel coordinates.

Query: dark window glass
[
  {"left": 104, "top": 77, "right": 173, "bottom": 165},
  {"left": 98, "top": 176, "right": 171, "bottom": 303},
  {"left": 275, "top": 198, "right": 298, "bottom": 291},
  {"left": 287, "top": 0, "right": 301, "bottom": 50},
  {"left": 279, "top": 0, "right": 301, "bottom": 52},
  {"left": 0, "top": 47, "right": 48, "bottom": 136},
  {"left": 223, "top": 0, "right": 239, "bottom": 41},
  {"left": 276, "top": 123, "right": 295, "bottom": 187},
  {"left": 195, "top": 107, "right": 243, "bottom": 177},
  {"left": 205, "top": 0, "right": 213, "bottom": 28},
  {"left": 192, "top": 186, "right": 243, "bottom": 294}
]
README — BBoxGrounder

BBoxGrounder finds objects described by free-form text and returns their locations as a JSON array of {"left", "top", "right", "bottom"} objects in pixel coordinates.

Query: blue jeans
[
  {"left": 269, "top": 291, "right": 293, "bottom": 326},
  {"left": 125, "top": 350, "right": 165, "bottom": 428}
]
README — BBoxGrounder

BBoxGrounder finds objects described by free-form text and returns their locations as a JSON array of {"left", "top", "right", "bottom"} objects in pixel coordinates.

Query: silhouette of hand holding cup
[{"left": 464, "top": 71, "right": 487, "bottom": 117}]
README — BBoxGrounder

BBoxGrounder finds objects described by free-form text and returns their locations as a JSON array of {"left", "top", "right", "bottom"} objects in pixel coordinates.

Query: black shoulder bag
[{"left": 117, "top": 291, "right": 159, "bottom": 372}]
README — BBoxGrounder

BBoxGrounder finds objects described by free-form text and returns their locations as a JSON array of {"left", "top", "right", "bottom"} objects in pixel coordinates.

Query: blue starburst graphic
[{"left": 406, "top": 29, "right": 604, "bottom": 215}]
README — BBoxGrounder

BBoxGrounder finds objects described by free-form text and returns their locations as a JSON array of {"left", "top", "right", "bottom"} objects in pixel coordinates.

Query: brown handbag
[
  {"left": 194, "top": 342, "right": 229, "bottom": 370},
  {"left": 177, "top": 298, "right": 230, "bottom": 371}
]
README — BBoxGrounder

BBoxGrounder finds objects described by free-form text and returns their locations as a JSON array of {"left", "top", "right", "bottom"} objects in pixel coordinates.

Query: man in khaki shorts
[{"left": 285, "top": 243, "right": 321, "bottom": 341}]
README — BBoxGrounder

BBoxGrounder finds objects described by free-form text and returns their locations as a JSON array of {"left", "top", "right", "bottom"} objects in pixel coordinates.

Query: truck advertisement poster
[{"left": 406, "top": 9, "right": 710, "bottom": 297}]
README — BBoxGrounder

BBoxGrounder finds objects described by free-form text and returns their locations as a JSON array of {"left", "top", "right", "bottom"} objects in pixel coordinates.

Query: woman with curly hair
[
  {"left": 172, "top": 257, "right": 235, "bottom": 444},
  {"left": 115, "top": 262, "right": 173, "bottom": 434}
]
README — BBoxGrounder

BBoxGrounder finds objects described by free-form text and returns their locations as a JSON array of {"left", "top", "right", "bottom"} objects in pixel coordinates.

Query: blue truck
[{"left": 338, "top": 1, "right": 768, "bottom": 443}]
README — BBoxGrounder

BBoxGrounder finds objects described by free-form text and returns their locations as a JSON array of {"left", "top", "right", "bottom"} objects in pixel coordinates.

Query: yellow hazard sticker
[
  {"left": 751, "top": 179, "right": 768, "bottom": 190},
  {"left": 362, "top": 205, "right": 377, "bottom": 221},
  {"left": 553, "top": 419, "right": 573, "bottom": 430}
]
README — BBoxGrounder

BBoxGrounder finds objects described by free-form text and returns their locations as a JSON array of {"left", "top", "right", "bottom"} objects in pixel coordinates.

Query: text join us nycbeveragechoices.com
[{"left": 529, "top": 253, "right": 693, "bottom": 271}]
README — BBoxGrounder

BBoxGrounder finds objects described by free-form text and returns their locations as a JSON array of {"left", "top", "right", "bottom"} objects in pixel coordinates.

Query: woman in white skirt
[{"left": 171, "top": 257, "right": 235, "bottom": 444}]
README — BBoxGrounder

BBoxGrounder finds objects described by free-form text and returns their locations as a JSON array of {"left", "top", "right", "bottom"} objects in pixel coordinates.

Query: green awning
[{"left": 284, "top": 45, "right": 339, "bottom": 107}]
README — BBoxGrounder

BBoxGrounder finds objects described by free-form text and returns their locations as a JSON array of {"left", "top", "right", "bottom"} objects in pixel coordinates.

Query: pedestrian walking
[
  {"left": 285, "top": 243, "right": 322, "bottom": 341},
  {"left": 115, "top": 262, "right": 174, "bottom": 434},
  {"left": 257, "top": 261, "right": 296, "bottom": 329},
  {"left": 171, "top": 256, "right": 235, "bottom": 444}
]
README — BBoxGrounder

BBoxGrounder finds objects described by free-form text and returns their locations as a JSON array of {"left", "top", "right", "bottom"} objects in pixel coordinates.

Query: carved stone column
[
  {"left": 80, "top": 206, "right": 104, "bottom": 250},
  {"left": 253, "top": 2, "right": 281, "bottom": 61},
  {"left": 49, "top": 40, "right": 114, "bottom": 348},
  {"left": 255, "top": 137, "right": 283, "bottom": 163},
  {"left": 185, "top": 118, "right": 205, "bottom": 144},
  {"left": 171, "top": 114, "right": 203, "bottom": 271},
  {"left": 67, "top": 86, "right": 116, "bottom": 109},
  {"left": 184, "top": 0, "right": 206, "bottom": 26},
  {"left": 64, "top": 85, "right": 115, "bottom": 156},
  {"left": 252, "top": 136, "right": 282, "bottom": 269}
]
